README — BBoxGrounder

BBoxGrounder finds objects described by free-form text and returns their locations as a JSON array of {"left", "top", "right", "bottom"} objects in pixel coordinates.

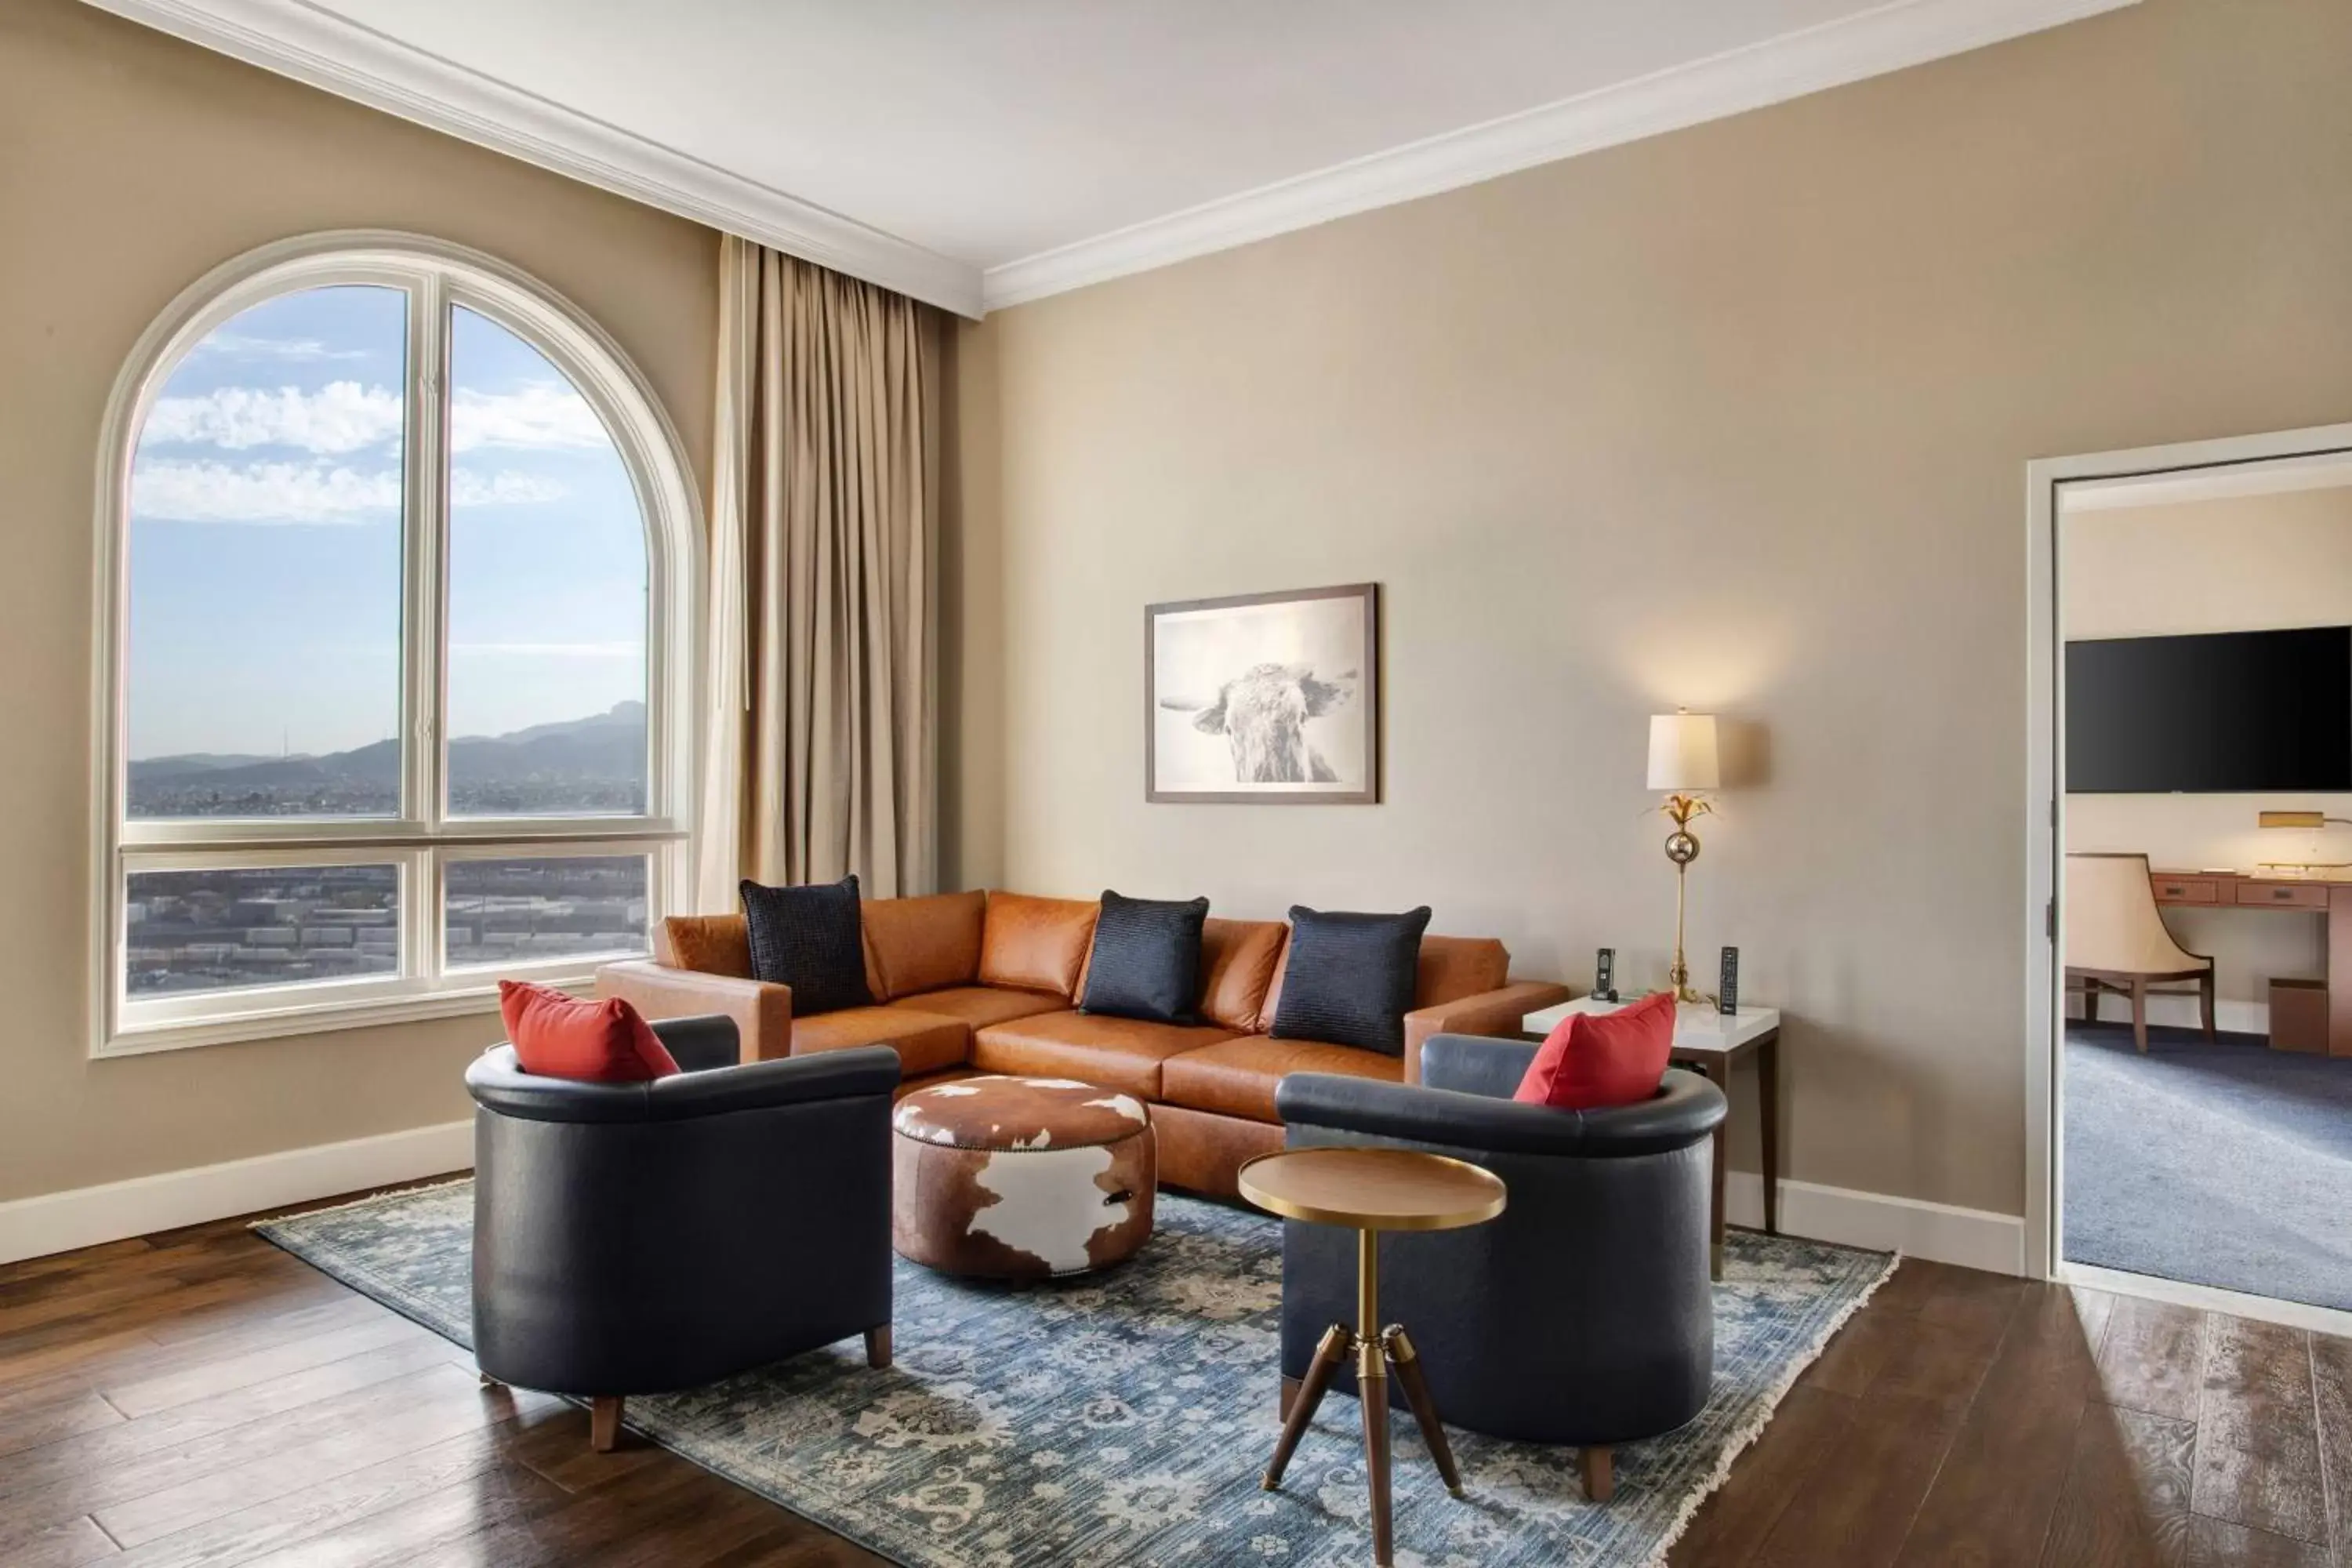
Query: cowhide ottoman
[{"left": 891, "top": 1076, "right": 1156, "bottom": 1279}]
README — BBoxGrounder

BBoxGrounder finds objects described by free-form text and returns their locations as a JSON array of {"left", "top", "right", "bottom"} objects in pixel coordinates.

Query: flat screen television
[{"left": 2066, "top": 626, "right": 2352, "bottom": 793}]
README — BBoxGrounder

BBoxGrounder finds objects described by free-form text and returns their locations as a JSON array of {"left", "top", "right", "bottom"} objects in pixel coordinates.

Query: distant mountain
[{"left": 129, "top": 702, "right": 646, "bottom": 815}]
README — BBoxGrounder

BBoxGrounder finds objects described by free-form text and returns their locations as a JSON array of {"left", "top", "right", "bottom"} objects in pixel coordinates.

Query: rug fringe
[
  {"left": 245, "top": 1174, "right": 473, "bottom": 1232},
  {"left": 1636, "top": 1245, "right": 1905, "bottom": 1566}
]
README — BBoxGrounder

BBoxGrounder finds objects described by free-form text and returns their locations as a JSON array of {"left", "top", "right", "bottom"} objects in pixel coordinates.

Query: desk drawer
[
  {"left": 2238, "top": 881, "right": 2329, "bottom": 909},
  {"left": 2152, "top": 877, "right": 2219, "bottom": 904}
]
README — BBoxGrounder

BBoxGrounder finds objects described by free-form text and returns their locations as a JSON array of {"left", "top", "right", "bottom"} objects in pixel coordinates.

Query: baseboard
[
  {"left": 1724, "top": 1171, "right": 2025, "bottom": 1276},
  {"left": 0, "top": 1120, "right": 473, "bottom": 1265},
  {"left": 2060, "top": 1261, "right": 2352, "bottom": 1339}
]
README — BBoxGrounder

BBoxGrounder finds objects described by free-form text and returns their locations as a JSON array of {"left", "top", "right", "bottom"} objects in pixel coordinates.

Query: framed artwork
[{"left": 1145, "top": 583, "right": 1379, "bottom": 804}]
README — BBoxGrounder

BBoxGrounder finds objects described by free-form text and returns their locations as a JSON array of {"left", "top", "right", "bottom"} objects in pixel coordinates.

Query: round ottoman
[{"left": 891, "top": 1076, "right": 1156, "bottom": 1279}]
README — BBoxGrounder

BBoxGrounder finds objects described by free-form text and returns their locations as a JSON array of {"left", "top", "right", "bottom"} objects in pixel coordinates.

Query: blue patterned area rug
[{"left": 258, "top": 1182, "right": 1892, "bottom": 1567}]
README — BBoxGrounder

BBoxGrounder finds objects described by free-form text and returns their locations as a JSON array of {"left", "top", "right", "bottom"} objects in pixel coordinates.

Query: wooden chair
[{"left": 2064, "top": 851, "right": 2216, "bottom": 1053}]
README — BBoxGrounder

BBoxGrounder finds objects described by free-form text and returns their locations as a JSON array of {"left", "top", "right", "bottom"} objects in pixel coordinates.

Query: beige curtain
[{"left": 697, "top": 238, "right": 939, "bottom": 904}]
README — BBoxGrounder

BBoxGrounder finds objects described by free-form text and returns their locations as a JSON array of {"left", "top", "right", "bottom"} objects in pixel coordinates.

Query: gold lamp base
[{"left": 1661, "top": 793, "right": 1712, "bottom": 1006}]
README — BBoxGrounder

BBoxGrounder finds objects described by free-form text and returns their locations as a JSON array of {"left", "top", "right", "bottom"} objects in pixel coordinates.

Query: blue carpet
[
  {"left": 258, "top": 1182, "right": 1890, "bottom": 1568},
  {"left": 2063, "top": 1025, "right": 2352, "bottom": 1311}
]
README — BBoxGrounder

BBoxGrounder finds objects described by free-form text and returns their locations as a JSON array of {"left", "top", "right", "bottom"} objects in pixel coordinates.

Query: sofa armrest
[
  {"left": 1403, "top": 979, "right": 1571, "bottom": 1083},
  {"left": 597, "top": 959, "right": 792, "bottom": 1064},
  {"left": 1275, "top": 1067, "right": 1725, "bottom": 1160}
]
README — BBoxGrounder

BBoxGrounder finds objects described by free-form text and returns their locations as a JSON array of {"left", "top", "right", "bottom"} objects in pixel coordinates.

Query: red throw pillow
[
  {"left": 1514, "top": 990, "right": 1678, "bottom": 1110},
  {"left": 499, "top": 981, "right": 680, "bottom": 1083}
]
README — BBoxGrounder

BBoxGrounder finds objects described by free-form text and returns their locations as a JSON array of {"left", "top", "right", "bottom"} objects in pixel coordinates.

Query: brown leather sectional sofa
[{"left": 595, "top": 890, "right": 1569, "bottom": 1196}]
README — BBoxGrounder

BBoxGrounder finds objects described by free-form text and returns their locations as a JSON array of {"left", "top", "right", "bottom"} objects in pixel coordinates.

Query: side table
[
  {"left": 1238, "top": 1146, "right": 1508, "bottom": 1567},
  {"left": 1523, "top": 997, "right": 1781, "bottom": 1279}
]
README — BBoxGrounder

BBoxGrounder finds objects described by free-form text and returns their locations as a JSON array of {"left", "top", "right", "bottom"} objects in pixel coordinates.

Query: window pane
[
  {"left": 443, "top": 855, "right": 648, "bottom": 969},
  {"left": 126, "top": 866, "right": 399, "bottom": 996},
  {"left": 445, "top": 307, "right": 648, "bottom": 818},
  {"left": 126, "top": 286, "right": 406, "bottom": 818}
]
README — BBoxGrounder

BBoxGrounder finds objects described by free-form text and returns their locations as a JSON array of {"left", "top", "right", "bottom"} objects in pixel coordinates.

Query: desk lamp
[
  {"left": 2257, "top": 810, "right": 2352, "bottom": 874},
  {"left": 1647, "top": 710, "right": 1720, "bottom": 1004}
]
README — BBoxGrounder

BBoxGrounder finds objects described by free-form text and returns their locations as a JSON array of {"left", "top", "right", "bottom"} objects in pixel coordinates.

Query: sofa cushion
[
  {"left": 1416, "top": 935, "right": 1511, "bottom": 1008},
  {"left": 1269, "top": 906, "right": 1432, "bottom": 1056},
  {"left": 889, "top": 985, "right": 1069, "bottom": 1031},
  {"left": 979, "top": 892, "right": 1099, "bottom": 997},
  {"left": 1515, "top": 991, "right": 1677, "bottom": 1110},
  {"left": 792, "top": 1005, "right": 969, "bottom": 1079},
  {"left": 1161, "top": 1034, "right": 1402, "bottom": 1124},
  {"left": 1197, "top": 918, "right": 1287, "bottom": 1032},
  {"left": 862, "top": 890, "right": 986, "bottom": 1000},
  {"left": 1081, "top": 891, "right": 1210, "bottom": 1024},
  {"left": 971, "top": 1012, "right": 1241, "bottom": 1100},
  {"left": 499, "top": 981, "right": 679, "bottom": 1083},
  {"left": 657, "top": 913, "right": 753, "bottom": 979},
  {"left": 742, "top": 875, "right": 873, "bottom": 1016}
]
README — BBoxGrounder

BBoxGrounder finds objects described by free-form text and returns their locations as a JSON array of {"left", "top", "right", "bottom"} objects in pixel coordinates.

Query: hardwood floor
[{"left": 2, "top": 1206, "right": 2346, "bottom": 1567}]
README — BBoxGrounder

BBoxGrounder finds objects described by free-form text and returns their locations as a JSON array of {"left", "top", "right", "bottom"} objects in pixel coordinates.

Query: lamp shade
[{"left": 1647, "top": 711, "right": 1720, "bottom": 792}]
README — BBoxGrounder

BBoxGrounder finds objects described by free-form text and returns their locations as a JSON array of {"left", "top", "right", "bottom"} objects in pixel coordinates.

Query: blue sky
[{"left": 127, "top": 285, "right": 648, "bottom": 760}]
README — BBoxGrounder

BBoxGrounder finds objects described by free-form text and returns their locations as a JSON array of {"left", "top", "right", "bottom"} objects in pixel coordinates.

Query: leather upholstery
[
  {"left": 656, "top": 914, "right": 753, "bottom": 978},
  {"left": 1402, "top": 979, "right": 1573, "bottom": 1082},
  {"left": 1196, "top": 919, "right": 1287, "bottom": 1031},
  {"left": 597, "top": 959, "right": 789, "bottom": 1063},
  {"left": 978, "top": 892, "right": 1099, "bottom": 996},
  {"left": 466, "top": 1022, "right": 895, "bottom": 1399},
  {"left": 1276, "top": 1037, "right": 1726, "bottom": 1447},
  {"left": 1160, "top": 1034, "right": 1401, "bottom": 1123},
  {"left": 886, "top": 985, "right": 1069, "bottom": 1032},
  {"left": 971, "top": 1012, "right": 1240, "bottom": 1098},
  {"left": 1150, "top": 1103, "right": 1284, "bottom": 1198},
  {"left": 793, "top": 1005, "right": 970, "bottom": 1078},
  {"left": 862, "top": 891, "right": 987, "bottom": 1000}
]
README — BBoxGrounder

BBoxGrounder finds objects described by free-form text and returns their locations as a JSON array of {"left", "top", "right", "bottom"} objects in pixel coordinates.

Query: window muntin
[{"left": 97, "top": 238, "right": 696, "bottom": 1055}]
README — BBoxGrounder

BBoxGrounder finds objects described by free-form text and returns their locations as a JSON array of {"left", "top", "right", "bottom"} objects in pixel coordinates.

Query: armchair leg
[
  {"left": 1581, "top": 1444, "right": 1614, "bottom": 1503},
  {"left": 2201, "top": 970, "right": 2217, "bottom": 1040},
  {"left": 590, "top": 1396, "right": 622, "bottom": 1453},
  {"left": 2130, "top": 980, "right": 2149, "bottom": 1054},
  {"left": 2084, "top": 982, "right": 2101, "bottom": 1024},
  {"left": 865, "top": 1325, "right": 893, "bottom": 1370}
]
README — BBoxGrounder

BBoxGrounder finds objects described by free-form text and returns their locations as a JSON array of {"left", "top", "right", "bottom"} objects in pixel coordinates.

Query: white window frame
[{"left": 90, "top": 231, "right": 701, "bottom": 1057}]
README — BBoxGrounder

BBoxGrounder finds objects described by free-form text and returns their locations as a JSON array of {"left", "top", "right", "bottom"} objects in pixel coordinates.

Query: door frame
[{"left": 2024, "top": 419, "right": 2352, "bottom": 1293}]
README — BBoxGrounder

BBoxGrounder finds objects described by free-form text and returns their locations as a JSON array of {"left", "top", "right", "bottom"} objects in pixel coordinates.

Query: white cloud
[
  {"left": 131, "top": 459, "right": 398, "bottom": 524},
  {"left": 191, "top": 333, "right": 369, "bottom": 363},
  {"left": 132, "top": 459, "right": 564, "bottom": 524},
  {"left": 450, "top": 468, "right": 567, "bottom": 507},
  {"left": 143, "top": 381, "right": 402, "bottom": 456},
  {"left": 451, "top": 382, "right": 608, "bottom": 452}
]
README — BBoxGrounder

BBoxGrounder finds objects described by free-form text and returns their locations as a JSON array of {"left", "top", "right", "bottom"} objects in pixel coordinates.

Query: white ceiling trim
[
  {"left": 980, "top": 0, "right": 2139, "bottom": 311},
  {"left": 75, "top": 0, "right": 988, "bottom": 319}
]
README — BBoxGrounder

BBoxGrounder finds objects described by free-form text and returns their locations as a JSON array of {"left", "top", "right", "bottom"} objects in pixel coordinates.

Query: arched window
[{"left": 93, "top": 234, "right": 699, "bottom": 1054}]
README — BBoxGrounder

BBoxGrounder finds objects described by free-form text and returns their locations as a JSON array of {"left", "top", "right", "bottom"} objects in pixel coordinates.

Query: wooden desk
[
  {"left": 1522, "top": 998, "right": 1781, "bottom": 1280},
  {"left": 2150, "top": 869, "right": 2352, "bottom": 1058}
]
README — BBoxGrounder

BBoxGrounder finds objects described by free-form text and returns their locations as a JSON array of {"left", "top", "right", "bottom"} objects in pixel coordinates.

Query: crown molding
[
  {"left": 981, "top": 0, "right": 2139, "bottom": 311},
  {"left": 77, "top": 0, "right": 986, "bottom": 319}
]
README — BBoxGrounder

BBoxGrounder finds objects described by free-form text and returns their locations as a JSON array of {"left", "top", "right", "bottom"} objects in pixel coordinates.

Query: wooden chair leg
[
  {"left": 590, "top": 1395, "right": 622, "bottom": 1453},
  {"left": 1581, "top": 1444, "right": 1614, "bottom": 1503},
  {"left": 2083, "top": 981, "right": 2101, "bottom": 1024},
  {"left": 865, "top": 1325, "right": 892, "bottom": 1370},
  {"left": 2130, "top": 980, "right": 2149, "bottom": 1054},
  {"left": 2201, "top": 970, "right": 2217, "bottom": 1040}
]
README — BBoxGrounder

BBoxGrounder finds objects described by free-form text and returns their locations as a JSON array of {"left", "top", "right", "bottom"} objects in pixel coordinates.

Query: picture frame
[{"left": 1145, "top": 583, "right": 1379, "bottom": 804}]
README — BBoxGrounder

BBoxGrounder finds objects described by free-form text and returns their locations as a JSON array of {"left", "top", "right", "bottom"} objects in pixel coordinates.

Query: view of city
[{"left": 126, "top": 855, "right": 647, "bottom": 996}]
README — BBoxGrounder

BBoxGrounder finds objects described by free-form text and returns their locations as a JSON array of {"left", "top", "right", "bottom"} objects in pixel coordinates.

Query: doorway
[{"left": 2027, "top": 424, "right": 2352, "bottom": 1334}]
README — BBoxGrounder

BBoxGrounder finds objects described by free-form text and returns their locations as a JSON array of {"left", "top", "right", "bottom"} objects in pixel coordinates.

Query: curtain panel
[{"left": 698, "top": 238, "right": 941, "bottom": 903}]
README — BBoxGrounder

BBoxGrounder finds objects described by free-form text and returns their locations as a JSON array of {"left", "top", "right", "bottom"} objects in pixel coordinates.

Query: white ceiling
[{"left": 93, "top": 0, "right": 2135, "bottom": 314}]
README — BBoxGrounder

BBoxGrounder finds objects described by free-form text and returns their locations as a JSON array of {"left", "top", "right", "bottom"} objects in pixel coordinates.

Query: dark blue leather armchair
[
  {"left": 1274, "top": 1032, "right": 1726, "bottom": 1500},
  {"left": 464, "top": 1015, "right": 899, "bottom": 1450}
]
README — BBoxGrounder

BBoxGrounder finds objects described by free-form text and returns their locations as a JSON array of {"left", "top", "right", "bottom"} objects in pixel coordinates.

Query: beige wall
[
  {"left": 2063, "top": 485, "right": 2352, "bottom": 1018},
  {"left": 955, "top": 0, "right": 2352, "bottom": 1217},
  {"left": 0, "top": 0, "right": 717, "bottom": 1203}
]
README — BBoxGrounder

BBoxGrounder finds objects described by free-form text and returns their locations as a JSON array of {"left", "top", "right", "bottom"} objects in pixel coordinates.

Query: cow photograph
[{"left": 1145, "top": 583, "right": 1378, "bottom": 804}]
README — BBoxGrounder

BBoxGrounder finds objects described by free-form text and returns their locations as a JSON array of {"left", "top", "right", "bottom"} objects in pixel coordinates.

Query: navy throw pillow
[
  {"left": 1080, "top": 890, "right": 1211, "bottom": 1024},
  {"left": 740, "top": 874, "right": 872, "bottom": 1017},
  {"left": 1269, "top": 905, "right": 1433, "bottom": 1056}
]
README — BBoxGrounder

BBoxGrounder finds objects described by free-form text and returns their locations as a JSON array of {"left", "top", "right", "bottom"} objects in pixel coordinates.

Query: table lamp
[
  {"left": 1648, "top": 710, "right": 1720, "bottom": 1003},
  {"left": 2257, "top": 810, "right": 2352, "bottom": 873}
]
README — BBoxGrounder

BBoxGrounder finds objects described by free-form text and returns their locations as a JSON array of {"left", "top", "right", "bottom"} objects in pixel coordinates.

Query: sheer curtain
[{"left": 697, "top": 237, "right": 940, "bottom": 903}]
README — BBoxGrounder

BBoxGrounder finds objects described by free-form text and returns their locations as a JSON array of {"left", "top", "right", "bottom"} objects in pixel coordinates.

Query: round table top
[{"left": 1236, "top": 1147, "right": 1507, "bottom": 1232}]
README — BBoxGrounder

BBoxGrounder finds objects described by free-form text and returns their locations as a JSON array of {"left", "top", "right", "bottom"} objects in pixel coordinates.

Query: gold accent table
[{"left": 1237, "top": 1146, "right": 1508, "bottom": 1566}]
